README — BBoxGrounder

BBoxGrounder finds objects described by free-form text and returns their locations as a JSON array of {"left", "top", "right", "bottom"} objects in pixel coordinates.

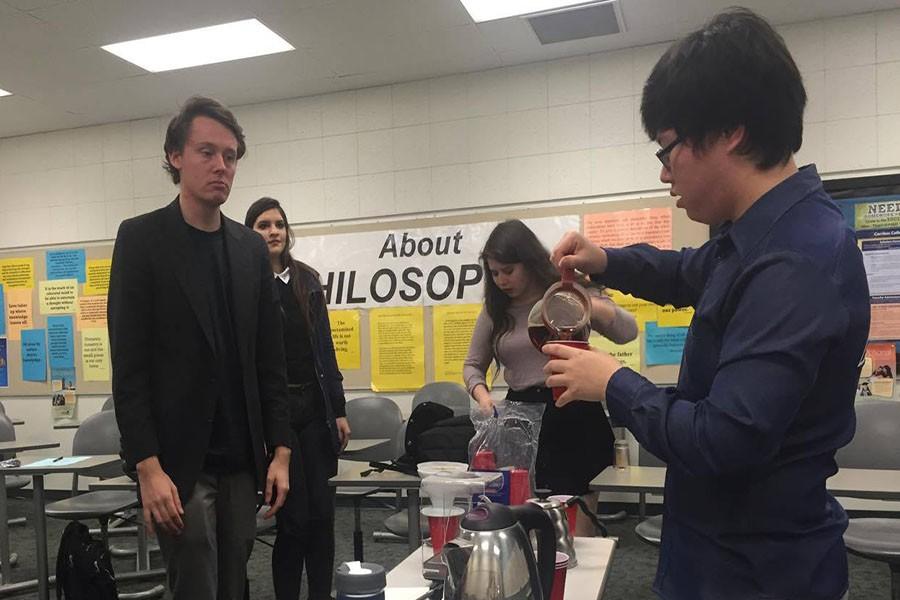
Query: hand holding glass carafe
[{"left": 529, "top": 268, "right": 593, "bottom": 401}]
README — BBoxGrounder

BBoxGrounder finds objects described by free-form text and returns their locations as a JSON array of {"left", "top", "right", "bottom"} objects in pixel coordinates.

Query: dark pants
[
  {"left": 157, "top": 470, "right": 257, "bottom": 600},
  {"left": 272, "top": 517, "right": 336, "bottom": 600},
  {"left": 272, "top": 404, "right": 338, "bottom": 600}
]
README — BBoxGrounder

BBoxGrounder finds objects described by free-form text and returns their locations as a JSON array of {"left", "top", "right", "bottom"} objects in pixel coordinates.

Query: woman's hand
[
  {"left": 471, "top": 384, "right": 495, "bottom": 416},
  {"left": 335, "top": 417, "right": 351, "bottom": 452}
]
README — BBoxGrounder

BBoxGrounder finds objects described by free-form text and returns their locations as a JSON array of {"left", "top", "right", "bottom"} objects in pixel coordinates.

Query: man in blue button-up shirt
[{"left": 544, "top": 8, "right": 870, "bottom": 600}]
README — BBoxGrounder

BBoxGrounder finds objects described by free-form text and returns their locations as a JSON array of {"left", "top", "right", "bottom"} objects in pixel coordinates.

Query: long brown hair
[
  {"left": 481, "top": 220, "right": 558, "bottom": 350},
  {"left": 244, "top": 197, "right": 319, "bottom": 327}
]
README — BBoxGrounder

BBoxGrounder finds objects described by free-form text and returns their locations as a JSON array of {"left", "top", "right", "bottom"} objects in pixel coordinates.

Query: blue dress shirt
[{"left": 597, "top": 166, "right": 870, "bottom": 600}]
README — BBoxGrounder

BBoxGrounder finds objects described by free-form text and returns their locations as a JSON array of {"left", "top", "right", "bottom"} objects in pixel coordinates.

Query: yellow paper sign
[
  {"left": 590, "top": 332, "right": 641, "bottom": 373},
  {"left": 369, "top": 306, "right": 425, "bottom": 392},
  {"left": 0, "top": 258, "right": 34, "bottom": 289},
  {"left": 39, "top": 279, "right": 78, "bottom": 315},
  {"left": 6, "top": 288, "right": 33, "bottom": 341},
  {"left": 855, "top": 200, "right": 900, "bottom": 230},
  {"left": 84, "top": 259, "right": 112, "bottom": 296},
  {"left": 82, "top": 328, "right": 110, "bottom": 381},
  {"left": 657, "top": 305, "right": 695, "bottom": 328},
  {"left": 328, "top": 309, "right": 361, "bottom": 371},
  {"left": 433, "top": 304, "right": 482, "bottom": 385},
  {"left": 77, "top": 295, "right": 108, "bottom": 330},
  {"left": 606, "top": 289, "right": 658, "bottom": 331}
]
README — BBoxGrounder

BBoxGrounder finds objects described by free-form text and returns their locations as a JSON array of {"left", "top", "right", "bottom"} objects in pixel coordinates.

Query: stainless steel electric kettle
[
  {"left": 527, "top": 495, "right": 577, "bottom": 568},
  {"left": 448, "top": 502, "right": 556, "bottom": 600}
]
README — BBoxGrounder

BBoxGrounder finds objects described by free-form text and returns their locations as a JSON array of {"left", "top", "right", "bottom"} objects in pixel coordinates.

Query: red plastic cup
[
  {"left": 549, "top": 495, "right": 577, "bottom": 535},
  {"left": 508, "top": 468, "right": 530, "bottom": 505},
  {"left": 547, "top": 340, "right": 590, "bottom": 402},
  {"left": 551, "top": 552, "right": 569, "bottom": 600},
  {"left": 471, "top": 449, "right": 497, "bottom": 470},
  {"left": 427, "top": 514, "right": 461, "bottom": 556}
]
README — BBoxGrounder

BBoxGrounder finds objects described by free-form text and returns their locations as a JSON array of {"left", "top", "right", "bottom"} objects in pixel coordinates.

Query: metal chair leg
[{"left": 353, "top": 497, "right": 364, "bottom": 561}]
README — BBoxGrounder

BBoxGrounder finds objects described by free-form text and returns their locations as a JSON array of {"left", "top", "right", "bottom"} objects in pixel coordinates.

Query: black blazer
[{"left": 108, "top": 198, "right": 290, "bottom": 502}]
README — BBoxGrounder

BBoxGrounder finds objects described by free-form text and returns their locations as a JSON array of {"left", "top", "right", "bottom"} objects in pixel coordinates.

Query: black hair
[
  {"left": 641, "top": 7, "right": 806, "bottom": 169},
  {"left": 244, "top": 197, "right": 319, "bottom": 328},
  {"left": 163, "top": 96, "right": 246, "bottom": 184},
  {"left": 481, "top": 220, "right": 558, "bottom": 350}
]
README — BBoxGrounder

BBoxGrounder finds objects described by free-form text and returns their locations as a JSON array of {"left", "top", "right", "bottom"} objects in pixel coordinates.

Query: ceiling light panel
[
  {"left": 459, "top": 0, "right": 598, "bottom": 23},
  {"left": 101, "top": 19, "right": 294, "bottom": 73}
]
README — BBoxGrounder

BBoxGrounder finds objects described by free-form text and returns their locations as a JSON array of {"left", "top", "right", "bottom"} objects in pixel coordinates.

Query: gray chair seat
[
  {"left": 45, "top": 490, "right": 137, "bottom": 520},
  {"left": 383, "top": 510, "right": 430, "bottom": 538},
  {"left": 634, "top": 514, "right": 662, "bottom": 547},
  {"left": 5, "top": 475, "right": 29, "bottom": 490},
  {"left": 844, "top": 518, "right": 900, "bottom": 561}
]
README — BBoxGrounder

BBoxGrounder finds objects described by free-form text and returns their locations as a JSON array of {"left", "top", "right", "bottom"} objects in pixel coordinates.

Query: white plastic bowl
[{"left": 417, "top": 461, "right": 469, "bottom": 478}]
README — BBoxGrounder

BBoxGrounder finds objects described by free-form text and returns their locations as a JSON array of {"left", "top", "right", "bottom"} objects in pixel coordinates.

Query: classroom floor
[{"left": 0, "top": 497, "right": 891, "bottom": 599}]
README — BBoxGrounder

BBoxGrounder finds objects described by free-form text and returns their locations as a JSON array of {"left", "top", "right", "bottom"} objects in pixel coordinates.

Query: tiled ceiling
[{"left": 0, "top": 0, "right": 898, "bottom": 138}]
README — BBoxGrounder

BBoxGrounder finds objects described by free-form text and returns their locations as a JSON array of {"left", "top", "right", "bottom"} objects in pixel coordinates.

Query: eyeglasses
[{"left": 655, "top": 137, "right": 683, "bottom": 169}]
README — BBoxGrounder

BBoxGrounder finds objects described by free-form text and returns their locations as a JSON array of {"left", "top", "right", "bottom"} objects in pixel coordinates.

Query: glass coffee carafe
[{"left": 528, "top": 269, "right": 591, "bottom": 351}]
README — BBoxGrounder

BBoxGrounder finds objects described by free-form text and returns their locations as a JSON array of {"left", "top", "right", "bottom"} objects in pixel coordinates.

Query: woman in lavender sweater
[{"left": 464, "top": 220, "right": 637, "bottom": 534}]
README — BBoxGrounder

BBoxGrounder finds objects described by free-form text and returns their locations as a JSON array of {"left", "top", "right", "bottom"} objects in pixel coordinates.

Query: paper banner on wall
[
  {"left": 84, "top": 259, "right": 112, "bottom": 296},
  {"left": 47, "top": 315, "right": 76, "bottom": 384},
  {"left": 0, "top": 258, "right": 34, "bottom": 289},
  {"left": 328, "top": 309, "right": 361, "bottom": 371},
  {"left": 77, "top": 295, "right": 107, "bottom": 330},
  {"left": 369, "top": 306, "right": 425, "bottom": 391},
  {"left": 657, "top": 305, "right": 695, "bottom": 328},
  {"left": 583, "top": 207, "right": 673, "bottom": 250},
  {"left": 606, "top": 289, "right": 658, "bottom": 331},
  {"left": 0, "top": 284, "right": 5, "bottom": 338},
  {"left": 6, "top": 288, "right": 33, "bottom": 341},
  {"left": 82, "top": 328, "right": 110, "bottom": 382},
  {"left": 0, "top": 339, "right": 7, "bottom": 387},
  {"left": 39, "top": 279, "right": 78, "bottom": 315},
  {"left": 46, "top": 250, "right": 86, "bottom": 283},
  {"left": 645, "top": 321, "right": 687, "bottom": 366},
  {"left": 590, "top": 332, "right": 641, "bottom": 373},
  {"left": 433, "top": 303, "right": 481, "bottom": 385},
  {"left": 21, "top": 328, "right": 47, "bottom": 382}
]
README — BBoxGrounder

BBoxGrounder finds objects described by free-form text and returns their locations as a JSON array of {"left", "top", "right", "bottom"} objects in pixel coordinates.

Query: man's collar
[{"left": 726, "top": 164, "right": 823, "bottom": 258}]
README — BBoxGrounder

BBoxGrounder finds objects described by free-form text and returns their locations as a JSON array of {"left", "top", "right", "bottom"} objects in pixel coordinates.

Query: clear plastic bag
[{"left": 468, "top": 401, "right": 544, "bottom": 503}]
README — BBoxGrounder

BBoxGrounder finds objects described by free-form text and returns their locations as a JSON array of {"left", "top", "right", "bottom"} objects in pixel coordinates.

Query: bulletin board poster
[
  {"left": 432, "top": 304, "right": 482, "bottom": 385},
  {"left": 369, "top": 306, "right": 425, "bottom": 392},
  {"left": 0, "top": 242, "right": 113, "bottom": 398},
  {"left": 833, "top": 189, "right": 900, "bottom": 402}
]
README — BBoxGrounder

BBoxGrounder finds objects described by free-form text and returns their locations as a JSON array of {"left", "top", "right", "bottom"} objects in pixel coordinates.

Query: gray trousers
[{"left": 157, "top": 470, "right": 257, "bottom": 600}]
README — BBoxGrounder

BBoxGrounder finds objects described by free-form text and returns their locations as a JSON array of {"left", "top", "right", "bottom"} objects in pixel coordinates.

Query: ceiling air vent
[{"left": 526, "top": 1, "right": 625, "bottom": 45}]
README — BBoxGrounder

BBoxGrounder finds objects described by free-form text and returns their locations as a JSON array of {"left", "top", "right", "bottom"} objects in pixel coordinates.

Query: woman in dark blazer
[{"left": 245, "top": 197, "right": 351, "bottom": 600}]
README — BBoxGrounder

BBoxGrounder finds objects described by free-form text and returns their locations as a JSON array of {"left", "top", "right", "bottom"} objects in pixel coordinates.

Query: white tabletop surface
[{"left": 386, "top": 536, "right": 616, "bottom": 600}]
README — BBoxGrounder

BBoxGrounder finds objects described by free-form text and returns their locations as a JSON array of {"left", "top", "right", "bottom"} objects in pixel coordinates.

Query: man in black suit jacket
[{"left": 108, "top": 96, "right": 291, "bottom": 600}]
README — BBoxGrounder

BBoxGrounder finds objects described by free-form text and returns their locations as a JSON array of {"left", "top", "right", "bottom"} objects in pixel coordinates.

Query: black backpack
[
  {"left": 397, "top": 402, "right": 475, "bottom": 468},
  {"left": 403, "top": 401, "right": 454, "bottom": 461},
  {"left": 55, "top": 521, "right": 118, "bottom": 600},
  {"left": 369, "top": 402, "right": 476, "bottom": 476}
]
